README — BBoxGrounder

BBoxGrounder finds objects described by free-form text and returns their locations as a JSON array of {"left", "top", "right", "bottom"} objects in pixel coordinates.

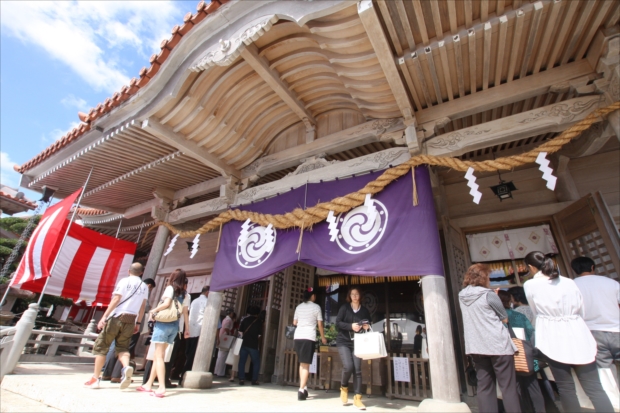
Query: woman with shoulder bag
[
  {"left": 336, "top": 287, "right": 371, "bottom": 410},
  {"left": 498, "top": 290, "right": 545, "bottom": 412},
  {"left": 523, "top": 252, "right": 613, "bottom": 412},
  {"left": 459, "top": 264, "right": 521, "bottom": 413},
  {"left": 293, "top": 287, "right": 327, "bottom": 401},
  {"left": 138, "top": 269, "right": 190, "bottom": 398}
]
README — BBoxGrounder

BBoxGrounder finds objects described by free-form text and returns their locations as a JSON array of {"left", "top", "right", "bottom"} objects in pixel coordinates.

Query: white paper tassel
[
  {"left": 535, "top": 152, "right": 557, "bottom": 190},
  {"left": 465, "top": 167, "right": 482, "bottom": 204},
  {"left": 164, "top": 234, "right": 178, "bottom": 256}
]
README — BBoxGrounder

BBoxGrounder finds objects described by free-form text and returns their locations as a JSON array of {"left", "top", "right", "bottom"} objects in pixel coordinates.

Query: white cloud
[
  {"left": 61, "top": 94, "right": 88, "bottom": 111},
  {"left": 0, "top": 1, "right": 183, "bottom": 94},
  {"left": 41, "top": 121, "right": 81, "bottom": 147},
  {"left": 0, "top": 152, "right": 20, "bottom": 188}
]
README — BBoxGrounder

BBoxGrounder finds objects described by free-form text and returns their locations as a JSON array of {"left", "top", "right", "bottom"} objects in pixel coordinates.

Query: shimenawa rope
[{"left": 144, "top": 101, "right": 619, "bottom": 243}]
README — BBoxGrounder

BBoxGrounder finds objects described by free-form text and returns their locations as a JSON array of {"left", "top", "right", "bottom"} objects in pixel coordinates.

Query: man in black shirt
[{"left": 237, "top": 306, "right": 262, "bottom": 385}]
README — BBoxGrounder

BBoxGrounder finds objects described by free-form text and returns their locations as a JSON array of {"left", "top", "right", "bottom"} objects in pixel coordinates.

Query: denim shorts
[{"left": 151, "top": 321, "right": 179, "bottom": 345}]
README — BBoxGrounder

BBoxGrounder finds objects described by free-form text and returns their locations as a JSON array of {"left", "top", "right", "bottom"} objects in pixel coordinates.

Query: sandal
[
  {"left": 136, "top": 386, "right": 151, "bottom": 393},
  {"left": 150, "top": 392, "right": 165, "bottom": 398}
]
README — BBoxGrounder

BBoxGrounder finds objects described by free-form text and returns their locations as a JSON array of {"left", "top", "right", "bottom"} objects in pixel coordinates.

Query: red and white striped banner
[
  {"left": 11, "top": 189, "right": 82, "bottom": 286},
  {"left": 13, "top": 208, "right": 136, "bottom": 305}
]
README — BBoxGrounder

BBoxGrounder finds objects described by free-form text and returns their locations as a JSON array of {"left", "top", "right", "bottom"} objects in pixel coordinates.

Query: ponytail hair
[{"left": 524, "top": 251, "right": 559, "bottom": 279}]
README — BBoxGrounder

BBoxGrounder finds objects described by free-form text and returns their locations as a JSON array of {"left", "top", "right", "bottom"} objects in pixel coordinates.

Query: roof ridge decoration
[
  {"left": 17, "top": 0, "right": 230, "bottom": 174},
  {"left": 191, "top": 15, "right": 278, "bottom": 71}
]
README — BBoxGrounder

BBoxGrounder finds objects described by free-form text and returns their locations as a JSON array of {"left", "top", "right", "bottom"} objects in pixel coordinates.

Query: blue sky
[{"left": 0, "top": 1, "right": 199, "bottom": 205}]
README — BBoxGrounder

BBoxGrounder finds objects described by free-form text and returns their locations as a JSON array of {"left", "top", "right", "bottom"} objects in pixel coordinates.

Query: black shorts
[{"left": 294, "top": 339, "right": 315, "bottom": 364}]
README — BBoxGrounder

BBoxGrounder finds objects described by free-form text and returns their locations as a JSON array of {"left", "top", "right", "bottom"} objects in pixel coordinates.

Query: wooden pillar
[
  {"left": 418, "top": 275, "right": 470, "bottom": 412},
  {"left": 183, "top": 291, "right": 222, "bottom": 389},
  {"left": 555, "top": 155, "right": 581, "bottom": 202},
  {"left": 143, "top": 224, "right": 169, "bottom": 308}
]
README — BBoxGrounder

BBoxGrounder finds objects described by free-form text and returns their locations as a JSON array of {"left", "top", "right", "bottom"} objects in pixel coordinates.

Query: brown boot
[
  {"left": 340, "top": 386, "right": 348, "bottom": 405},
  {"left": 353, "top": 394, "right": 366, "bottom": 410}
]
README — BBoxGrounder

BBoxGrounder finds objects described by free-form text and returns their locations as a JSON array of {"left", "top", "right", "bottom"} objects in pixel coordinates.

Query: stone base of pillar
[
  {"left": 181, "top": 371, "right": 213, "bottom": 389},
  {"left": 417, "top": 399, "right": 471, "bottom": 412}
]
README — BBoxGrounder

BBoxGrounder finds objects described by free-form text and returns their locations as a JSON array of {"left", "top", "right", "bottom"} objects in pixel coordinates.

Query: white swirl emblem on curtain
[
  {"left": 236, "top": 220, "right": 276, "bottom": 268},
  {"left": 335, "top": 199, "right": 388, "bottom": 254}
]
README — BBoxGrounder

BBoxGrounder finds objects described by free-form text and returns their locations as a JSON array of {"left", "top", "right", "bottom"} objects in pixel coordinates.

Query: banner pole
[
  {"left": 115, "top": 218, "right": 123, "bottom": 238},
  {"left": 37, "top": 167, "right": 94, "bottom": 306},
  {"left": 135, "top": 217, "right": 146, "bottom": 244}
]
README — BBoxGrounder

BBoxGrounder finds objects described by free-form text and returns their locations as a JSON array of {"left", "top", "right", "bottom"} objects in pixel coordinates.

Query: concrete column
[
  {"left": 143, "top": 225, "right": 169, "bottom": 307},
  {"left": 182, "top": 291, "right": 222, "bottom": 389},
  {"left": 78, "top": 319, "right": 97, "bottom": 356},
  {"left": 1, "top": 303, "right": 38, "bottom": 379},
  {"left": 418, "top": 276, "right": 470, "bottom": 413}
]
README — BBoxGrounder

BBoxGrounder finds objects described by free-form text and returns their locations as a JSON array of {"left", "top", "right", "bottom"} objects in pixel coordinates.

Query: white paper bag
[
  {"left": 354, "top": 332, "right": 387, "bottom": 360},
  {"left": 225, "top": 349, "right": 236, "bottom": 366},
  {"left": 233, "top": 338, "right": 243, "bottom": 356}
]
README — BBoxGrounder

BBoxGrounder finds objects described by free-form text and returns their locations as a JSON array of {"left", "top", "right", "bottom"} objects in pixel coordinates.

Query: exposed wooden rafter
[
  {"left": 142, "top": 118, "right": 239, "bottom": 177},
  {"left": 417, "top": 60, "right": 594, "bottom": 125},
  {"left": 357, "top": 0, "right": 414, "bottom": 123},
  {"left": 240, "top": 43, "right": 316, "bottom": 142}
]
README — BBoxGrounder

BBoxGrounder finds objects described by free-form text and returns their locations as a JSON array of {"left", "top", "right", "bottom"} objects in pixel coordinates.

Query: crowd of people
[
  {"left": 459, "top": 251, "right": 619, "bottom": 413},
  {"left": 83, "top": 250, "right": 618, "bottom": 411}
]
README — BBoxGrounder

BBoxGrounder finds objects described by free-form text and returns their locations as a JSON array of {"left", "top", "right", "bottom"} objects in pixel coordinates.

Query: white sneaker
[
  {"left": 84, "top": 376, "right": 101, "bottom": 389},
  {"left": 120, "top": 366, "right": 133, "bottom": 390}
]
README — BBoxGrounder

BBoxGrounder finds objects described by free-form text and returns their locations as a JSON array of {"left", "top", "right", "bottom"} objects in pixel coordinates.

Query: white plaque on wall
[{"left": 393, "top": 357, "right": 411, "bottom": 382}]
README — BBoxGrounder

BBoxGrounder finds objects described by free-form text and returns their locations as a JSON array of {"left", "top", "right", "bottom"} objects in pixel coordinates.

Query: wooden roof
[{"left": 14, "top": 0, "right": 618, "bottom": 227}]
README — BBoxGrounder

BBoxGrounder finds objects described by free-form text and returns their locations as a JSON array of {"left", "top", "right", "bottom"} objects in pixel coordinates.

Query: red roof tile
[
  {"left": 0, "top": 191, "right": 37, "bottom": 209},
  {"left": 17, "top": 0, "right": 224, "bottom": 174},
  {"left": 72, "top": 207, "right": 110, "bottom": 216}
]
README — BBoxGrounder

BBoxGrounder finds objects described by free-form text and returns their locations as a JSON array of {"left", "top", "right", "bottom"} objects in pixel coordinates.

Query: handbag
[
  {"left": 354, "top": 327, "right": 387, "bottom": 360},
  {"left": 507, "top": 323, "right": 535, "bottom": 376},
  {"left": 285, "top": 325, "right": 296, "bottom": 340},
  {"left": 153, "top": 297, "right": 181, "bottom": 323},
  {"left": 219, "top": 335, "right": 235, "bottom": 350}
]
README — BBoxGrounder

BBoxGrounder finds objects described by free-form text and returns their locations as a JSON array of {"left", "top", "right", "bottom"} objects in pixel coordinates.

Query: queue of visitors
[
  {"left": 460, "top": 251, "right": 617, "bottom": 413},
  {"left": 86, "top": 251, "right": 618, "bottom": 412}
]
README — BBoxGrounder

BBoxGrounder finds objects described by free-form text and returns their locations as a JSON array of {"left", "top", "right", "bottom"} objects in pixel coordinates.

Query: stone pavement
[{"left": 0, "top": 364, "right": 421, "bottom": 412}]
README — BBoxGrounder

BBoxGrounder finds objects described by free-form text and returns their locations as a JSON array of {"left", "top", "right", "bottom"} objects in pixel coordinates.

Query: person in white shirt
[
  {"left": 293, "top": 287, "right": 326, "bottom": 401},
  {"left": 85, "top": 262, "right": 149, "bottom": 390},
  {"left": 184, "top": 285, "right": 209, "bottom": 373},
  {"left": 214, "top": 308, "right": 236, "bottom": 377},
  {"left": 572, "top": 256, "right": 620, "bottom": 384},
  {"left": 524, "top": 251, "right": 613, "bottom": 413}
]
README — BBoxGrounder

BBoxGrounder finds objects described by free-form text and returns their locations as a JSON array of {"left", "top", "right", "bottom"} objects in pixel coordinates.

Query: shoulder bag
[
  {"left": 507, "top": 322, "right": 535, "bottom": 376},
  {"left": 153, "top": 295, "right": 181, "bottom": 323}
]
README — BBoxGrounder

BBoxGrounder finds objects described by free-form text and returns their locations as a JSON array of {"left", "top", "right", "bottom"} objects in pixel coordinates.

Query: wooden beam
[
  {"left": 241, "top": 118, "right": 405, "bottom": 178},
  {"left": 124, "top": 199, "right": 157, "bottom": 219},
  {"left": 416, "top": 59, "right": 594, "bottom": 124},
  {"left": 358, "top": 0, "right": 414, "bottom": 122},
  {"left": 173, "top": 176, "right": 228, "bottom": 201},
  {"left": 240, "top": 43, "right": 316, "bottom": 135},
  {"left": 141, "top": 118, "right": 239, "bottom": 177},
  {"left": 425, "top": 95, "right": 603, "bottom": 157},
  {"left": 453, "top": 201, "right": 574, "bottom": 229},
  {"left": 168, "top": 196, "right": 230, "bottom": 224}
]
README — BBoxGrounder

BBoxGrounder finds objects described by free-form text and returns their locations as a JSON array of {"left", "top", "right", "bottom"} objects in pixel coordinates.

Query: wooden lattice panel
[
  {"left": 452, "top": 245, "right": 467, "bottom": 287},
  {"left": 568, "top": 231, "right": 619, "bottom": 279},
  {"left": 289, "top": 264, "right": 314, "bottom": 310},
  {"left": 222, "top": 288, "right": 238, "bottom": 312},
  {"left": 247, "top": 281, "right": 270, "bottom": 311},
  {"left": 271, "top": 271, "right": 285, "bottom": 311}
]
